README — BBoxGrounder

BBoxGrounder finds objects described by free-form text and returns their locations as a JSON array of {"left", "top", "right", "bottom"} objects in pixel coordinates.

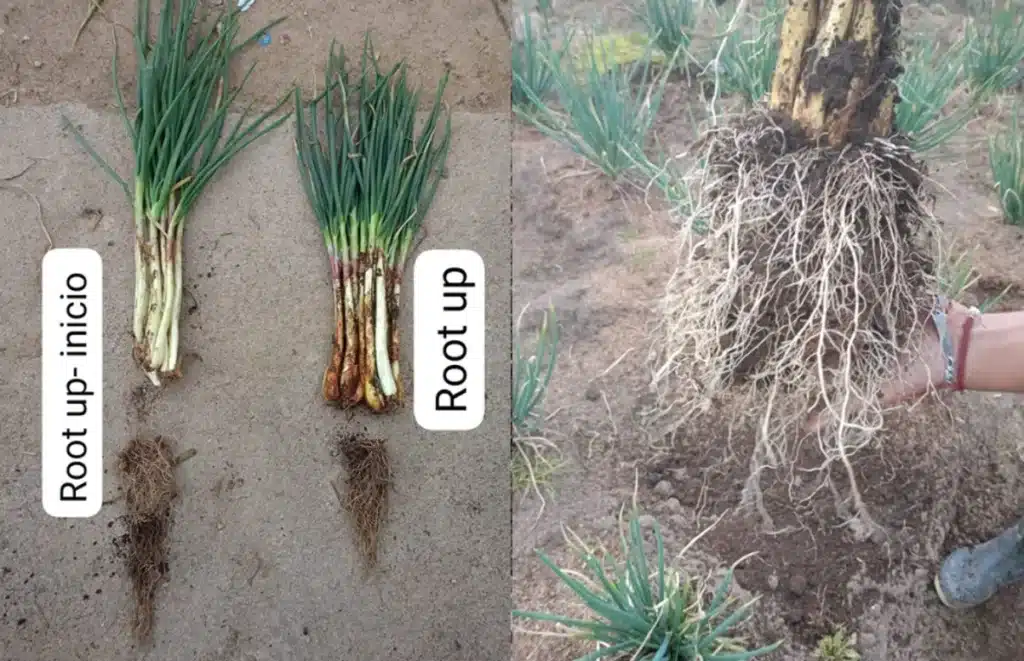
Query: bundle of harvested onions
[
  {"left": 66, "top": 0, "right": 291, "bottom": 385},
  {"left": 294, "top": 39, "right": 451, "bottom": 412}
]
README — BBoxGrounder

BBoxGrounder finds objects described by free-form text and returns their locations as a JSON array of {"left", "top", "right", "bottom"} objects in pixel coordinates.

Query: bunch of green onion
[
  {"left": 294, "top": 39, "right": 451, "bottom": 412},
  {"left": 66, "top": 0, "right": 290, "bottom": 385}
]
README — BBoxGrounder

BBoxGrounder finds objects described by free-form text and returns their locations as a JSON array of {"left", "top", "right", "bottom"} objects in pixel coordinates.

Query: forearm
[{"left": 959, "top": 310, "right": 1024, "bottom": 393}]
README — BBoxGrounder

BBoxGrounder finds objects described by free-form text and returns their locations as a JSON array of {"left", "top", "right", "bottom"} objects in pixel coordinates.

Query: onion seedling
[
  {"left": 64, "top": 0, "right": 291, "bottom": 385},
  {"left": 294, "top": 38, "right": 451, "bottom": 412}
]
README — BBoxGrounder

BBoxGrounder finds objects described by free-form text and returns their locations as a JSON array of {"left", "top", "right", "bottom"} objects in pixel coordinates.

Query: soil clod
[{"left": 334, "top": 433, "right": 392, "bottom": 569}]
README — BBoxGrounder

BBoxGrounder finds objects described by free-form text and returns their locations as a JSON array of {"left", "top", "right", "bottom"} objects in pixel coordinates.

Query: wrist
[
  {"left": 930, "top": 301, "right": 977, "bottom": 392},
  {"left": 950, "top": 308, "right": 1024, "bottom": 393},
  {"left": 951, "top": 308, "right": 980, "bottom": 391}
]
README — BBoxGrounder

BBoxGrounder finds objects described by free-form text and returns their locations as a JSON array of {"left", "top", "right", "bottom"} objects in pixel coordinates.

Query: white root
[
  {"left": 162, "top": 220, "right": 184, "bottom": 374},
  {"left": 374, "top": 252, "right": 397, "bottom": 397},
  {"left": 133, "top": 240, "right": 147, "bottom": 338},
  {"left": 134, "top": 206, "right": 185, "bottom": 385},
  {"left": 132, "top": 182, "right": 148, "bottom": 344},
  {"left": 143, "top": 216, "right": 165, "bottom": 372},
  {"left": 390, "top": 280, "right": 401, "bottom": 379},
  {"left": 650, "top": 112, "right": 941, "bottom": 528}
]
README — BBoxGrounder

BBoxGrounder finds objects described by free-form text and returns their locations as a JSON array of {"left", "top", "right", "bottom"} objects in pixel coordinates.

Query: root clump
[
  {"left": 654, "top": 110, "right": 940, "bottom": 527},
  {"left": 117, "top": 436, "right": 177, "bottom": 644},
  {"left": 335, "top": 433, "right": 392, "bottom": 569}
]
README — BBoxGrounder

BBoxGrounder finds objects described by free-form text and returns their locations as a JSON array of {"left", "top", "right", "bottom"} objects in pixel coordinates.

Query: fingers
[
  {"left": 805, "top": 375, "right": 928, "bottom": 433},
  {"left": 804, "top": 296, "right": 957, "bottom": 431},
  {"left": 878, "top": 375, "right": 923, "bottom": 408}
]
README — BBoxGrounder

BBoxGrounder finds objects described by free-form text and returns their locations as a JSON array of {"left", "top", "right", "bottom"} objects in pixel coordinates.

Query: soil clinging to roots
[
  {"left": 117, "top": 436, "right": 177, "bottom": 644},
  {"left": 652, "top": 110, "right": 940, "bottom": 529},
  {"left": 336, "top": 433, "right": 392, "bottom": 568}
]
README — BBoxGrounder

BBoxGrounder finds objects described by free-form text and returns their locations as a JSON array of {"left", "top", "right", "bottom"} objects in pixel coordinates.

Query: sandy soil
[
  {"left": 0, "top": 1, "right": 511, "bottom": 660},
  {"left": 511, "top": 3, "right": 1024, "bottom": 661}
]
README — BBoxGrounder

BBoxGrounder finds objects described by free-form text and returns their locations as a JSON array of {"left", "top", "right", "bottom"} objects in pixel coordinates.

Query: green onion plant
[
  {"left": 713, "top": 0, "right": 783, "bottom": 104},
  {"left": 516, "top": 32, "right": 678, "bottom": 180},
  {"left": 513, "top": 306, "right": 560, "bottom": 436},
  {"left": 642, "top": 0, "right": 697, "bottom": 62},
  {"left": 294, "top": 38, "right": 451, "bottom": 412},
  {"left": 895, "top": 38, "right": 977, "bottom": 152},
  {"left": 937, "top": 245, "right": 1012, "bottom": 311},
  {"left": 513, "top": 512, "right": 783, "bottom": 661},
  {"left": 963, "top": 6, "right": 1024, "bottom": 94},
  {"left": 64, "top": 0, "right": 291, "bottom": 385},
  {"left": 513, "top": 11, "right": 565, "bottom": 111},
  {"left": 989, "top": 107, "right": 1024, "bottom": 225}
]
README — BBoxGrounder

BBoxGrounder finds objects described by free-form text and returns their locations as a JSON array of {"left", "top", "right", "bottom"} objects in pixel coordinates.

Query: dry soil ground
[
  {"left": 511, "top": 2, "right": 1024, "bottom": 661},
  {"left": 1, "top": 1, "right": 511, "bottom": 660}
]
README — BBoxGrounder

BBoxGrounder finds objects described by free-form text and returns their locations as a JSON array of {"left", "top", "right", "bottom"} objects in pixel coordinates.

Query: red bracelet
[{"left": 953, "top": 314, "right": 976, "bottom": 392}]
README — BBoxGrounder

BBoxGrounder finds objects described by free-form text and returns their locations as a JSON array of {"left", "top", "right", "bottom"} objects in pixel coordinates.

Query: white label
[
  {"left": 413, "top": 249, "right": 486, "bottom": 431},
  {"left": 41, "top": 249, "right": 103, "bottom": 518}
]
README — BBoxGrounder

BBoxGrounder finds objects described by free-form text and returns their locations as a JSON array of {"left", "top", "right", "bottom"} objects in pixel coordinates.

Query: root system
[
  {"left": 117, "top": 436, "right": 177, "bottom": 644},
  {"left": 335, "top": 433, "right": 392, "bottom": 568},
  {"left": 652, "top": 111, "right": 940, "bottom": 530}
]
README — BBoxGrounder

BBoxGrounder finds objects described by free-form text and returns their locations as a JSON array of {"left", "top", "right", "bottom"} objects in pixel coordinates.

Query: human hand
[
  {"left": 805, "top": 298, "right": 972, "bottom": 432},
  {"left": 883, "top": 299, "right": 976, "bottom": 405}
]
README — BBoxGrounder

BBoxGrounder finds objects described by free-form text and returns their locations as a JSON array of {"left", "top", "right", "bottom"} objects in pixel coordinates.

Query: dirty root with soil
[
  {"left": 115, "top": 436, "right": 179, "bottom": 645},
  {"left": 334, "top": 433, "right": 393, "bottom": 569},
  {"left": 652, "top": 0, "right": 944, "bottom": 540}
]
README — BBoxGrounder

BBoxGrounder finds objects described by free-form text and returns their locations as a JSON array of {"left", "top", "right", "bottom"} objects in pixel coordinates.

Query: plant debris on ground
[
  {"left": 335, "top": 432, "right": 392, "bottom": 569},
  {"left": 116, "top": 436, "right": 178, "bottom": 644}
]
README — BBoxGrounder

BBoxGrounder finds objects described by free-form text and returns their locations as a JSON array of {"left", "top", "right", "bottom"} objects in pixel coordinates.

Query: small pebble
[
  {"left": 767, "top": 574, "right": 779, "bottom": 590},
  {"left": 662, "top": 497, "right": 682, "bottom": 513},
  {"left": 21, "top": 35, "right": 30, "bottom": 43},
  {"left": 584, "top": 384, "right": 600, "bottom": 401},
  {"left": 280, "top": 33, "right": 291, "bottom": 45},
  {"left": 789, "top": 574, "right": 807, "bottom": 595},
  {"left": 32, "top": 61, "right": 42, "bottom": 69},
  {"left": 653, "top": 480, "right": 674, "bottom": 497},
  {"left": 638, "top": 515, "right": 656, "bottom": 529}
]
